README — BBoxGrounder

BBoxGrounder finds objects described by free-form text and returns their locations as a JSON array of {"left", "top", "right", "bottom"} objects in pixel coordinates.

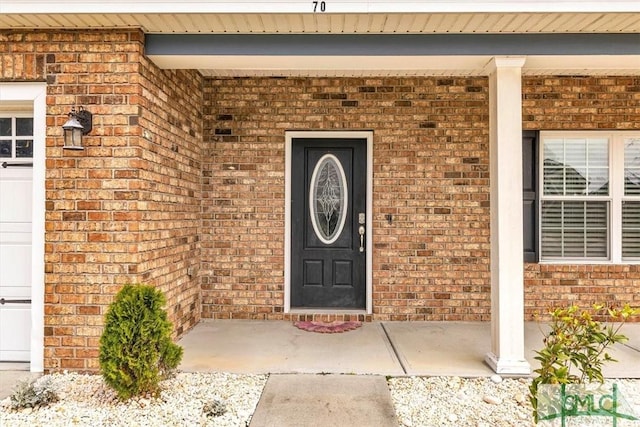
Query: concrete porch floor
[
  {"left": 177, "top": 320, "right": 640, "bottom": 378},
  {"left": 2, "top": 320, "right": 639, "bottom": 400}
]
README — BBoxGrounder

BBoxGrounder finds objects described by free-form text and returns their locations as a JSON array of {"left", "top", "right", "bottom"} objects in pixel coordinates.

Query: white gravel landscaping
[
  {"left": 0, "top": 372, "right": 268, "bottom": 427},
  {"left": 2, "top": 373, "right": 639, "bottom": 426},
  {"left": 388, "top": 376, "right": 640, "bottom": 427}
]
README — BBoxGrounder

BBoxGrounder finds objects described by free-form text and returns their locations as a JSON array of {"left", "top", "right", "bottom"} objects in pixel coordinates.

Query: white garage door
[{"left": 0, "top": 115, "right": 33, "bottom": 362}]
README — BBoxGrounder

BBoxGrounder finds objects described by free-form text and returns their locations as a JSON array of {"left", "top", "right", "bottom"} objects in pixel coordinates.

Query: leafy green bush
[
  {"left": 99, "top": 284, "right": 183, "bottom": 400},
  {"left": 9, "top": 377, "right": 58, "bottom": 410},
  {"left": 529, "top": 303, "right": 639, "bottom": 422}
]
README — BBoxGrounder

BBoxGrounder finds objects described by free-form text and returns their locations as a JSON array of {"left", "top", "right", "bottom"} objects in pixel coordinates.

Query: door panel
[
  {"left": 0, "top": 304, "right": 31, "bottom": 361},
  {"left": 0, "top": 165, "right": 32, "bottom": 361},
  {"left": 291, "top": 138, "right": 367, "bottom": 309}
]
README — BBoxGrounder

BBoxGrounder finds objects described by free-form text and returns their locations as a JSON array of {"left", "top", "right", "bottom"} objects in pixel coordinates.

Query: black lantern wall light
[{"left": 62, "top": 106, "right": 92, "bottom": 150}]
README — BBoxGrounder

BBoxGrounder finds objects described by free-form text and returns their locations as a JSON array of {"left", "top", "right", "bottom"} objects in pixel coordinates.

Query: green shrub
[
  {"left": 529, "top": 303, "right": 639, "bottom": 422},
  {"left": 99, "top": 284, "right": 183, "bottom": 400},
  {"left": 9, "top": 377, "right": 58, "bottom": 410}
]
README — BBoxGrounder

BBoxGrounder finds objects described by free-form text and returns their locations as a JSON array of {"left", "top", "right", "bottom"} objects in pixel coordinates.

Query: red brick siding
[
  {"left": 203, "top": 76, "right": 640, "bottom": 322},
  {"left": 523, "top": 76, "right": 640, "bottom": 320},
  {"left": 202, "top": 77, "right": 492, "bottom": 321},
  {"left": 136, "top": 60, "right": 203, "bottom": 336},
  {"left": 1, "top": 30, "right": 202, "bottom": 371}
]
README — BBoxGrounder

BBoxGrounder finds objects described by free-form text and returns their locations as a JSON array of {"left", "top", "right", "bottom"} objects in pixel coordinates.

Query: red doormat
[{"left": 293, "top": 320, "right": 362, "bottom": 333}]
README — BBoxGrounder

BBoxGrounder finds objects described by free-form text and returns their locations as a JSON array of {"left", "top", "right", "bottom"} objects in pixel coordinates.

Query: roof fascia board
[
  {"left": 145, "top": 34, "right": 640, "bottom": 56},
  {"left": 2, "top": 1, "right": 640, "bottom": 14}
]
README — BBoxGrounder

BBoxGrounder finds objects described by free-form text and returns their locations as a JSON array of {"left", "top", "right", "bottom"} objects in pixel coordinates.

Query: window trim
[{"left": 539, "top": 130, "right": 640, "bottom": 264}]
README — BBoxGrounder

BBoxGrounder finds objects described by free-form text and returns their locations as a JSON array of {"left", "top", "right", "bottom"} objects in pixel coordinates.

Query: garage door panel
[
  {"left": 0, "top": 223, "right": 32, "bottom": 236},
  {"left": 0, "top": 304, "right": 31, "bottom": 361},
  {"left": 0, "top": 179, "right": 32, "bottom": 223},
  {"left": 0, "top": 113, "right": 35, "bottom": 364},
  {"left": 1, "top": 168, "right": 32, "bottom": 362},
  {"left": 0, "top": 244, "right": 31, "bottom": 289}
]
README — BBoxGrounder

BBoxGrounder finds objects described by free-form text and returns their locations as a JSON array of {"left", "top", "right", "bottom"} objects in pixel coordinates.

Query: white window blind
[
  {"left": 541, "top": 136, "right": 609, "bottom": 260},
  {"left": 624, "top": 138, "right": 640, "bottom": 195},
  {"left": 622, "top": 138, "right": 640, "bottom": 259},
  {"left": 622, "top": 201, "right": 640, "bottom": 258},
  {"left": 541, "top": 201, "right": 608, "bottom": 259}
]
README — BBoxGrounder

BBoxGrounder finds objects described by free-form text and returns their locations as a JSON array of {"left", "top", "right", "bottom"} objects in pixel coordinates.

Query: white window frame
[{"left": 539, "top": 131, "right": 640, "bottom": 264}]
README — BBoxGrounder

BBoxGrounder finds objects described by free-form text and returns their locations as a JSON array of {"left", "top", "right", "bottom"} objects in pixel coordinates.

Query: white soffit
[
  {"left": 144, "top": 54, "right": 640, "bottom": 77},
  {"left": 2, "top": 1, "right": 640, "bottom": 14},
  {"left": 0, "top": 12, "right": 639, "bottom": 33}
]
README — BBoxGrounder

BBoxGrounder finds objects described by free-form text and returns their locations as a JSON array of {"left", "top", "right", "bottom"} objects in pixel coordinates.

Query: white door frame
[
  {"left": 284, "top": 131, "right": 373, "bottom": 314},
  {"left": 0, "top": 83, "right": 46, "bottom": 372}
]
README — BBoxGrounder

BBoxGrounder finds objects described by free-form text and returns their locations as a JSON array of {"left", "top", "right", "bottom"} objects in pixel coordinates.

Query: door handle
[{"left": 358, "top": 225, "right": 365, "bottom": 252}]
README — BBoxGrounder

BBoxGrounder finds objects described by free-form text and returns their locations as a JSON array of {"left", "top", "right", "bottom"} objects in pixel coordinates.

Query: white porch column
[{"left": 485, "top": 57, "right": 531, "bottom": 375}]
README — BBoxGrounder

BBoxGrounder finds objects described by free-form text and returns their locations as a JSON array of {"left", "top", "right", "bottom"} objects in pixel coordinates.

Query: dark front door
[{"left": 291, "top": 138, "right": 367, "bottom": 309}]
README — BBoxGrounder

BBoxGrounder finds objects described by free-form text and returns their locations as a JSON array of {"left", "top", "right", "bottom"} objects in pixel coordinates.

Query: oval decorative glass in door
[{"left": 309, "top": 154, "right": 348, "bottom": 244}]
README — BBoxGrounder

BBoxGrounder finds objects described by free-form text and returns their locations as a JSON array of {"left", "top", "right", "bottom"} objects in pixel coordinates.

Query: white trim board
[
  {"left": 0, "top": 83, "right": 46, "bottom": 373},
  {"left": 284, "top": 131, "right": 373, "bottom": 314}
]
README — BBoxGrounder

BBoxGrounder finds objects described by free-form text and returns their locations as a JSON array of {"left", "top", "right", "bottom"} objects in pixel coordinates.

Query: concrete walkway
[
  {"left": 249, "top": 374, "right": 398, "bottom": 427},
  {"left": 2, "top": 320, "right": 639, "bottom": 426}
]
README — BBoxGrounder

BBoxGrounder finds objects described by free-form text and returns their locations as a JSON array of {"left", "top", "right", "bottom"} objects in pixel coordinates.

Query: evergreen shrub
[{"left": 99, "top": 284, "right": 183, "bottom": 400}]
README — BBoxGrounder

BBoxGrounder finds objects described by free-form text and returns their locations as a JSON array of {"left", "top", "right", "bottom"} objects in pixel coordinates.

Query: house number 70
[{"left": 313, "top": 1, "right": 326, "bottom": 12}]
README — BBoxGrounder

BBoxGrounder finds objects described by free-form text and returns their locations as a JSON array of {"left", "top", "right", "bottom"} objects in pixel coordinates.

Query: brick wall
[
  {"left": 1, "top": 30, "right": 202, "bottom": 370},
  {"left": 203, "top": 75, "right": 640, "bottom": 323},
  {"left": 136, "top": 60, "right": 203, "bottom": 337},
  {"left": 202, "top": 77, "right": 492, "bottom": 321},
  {"left": 523, "top": 76, "right": 640, "bottom": 320}
]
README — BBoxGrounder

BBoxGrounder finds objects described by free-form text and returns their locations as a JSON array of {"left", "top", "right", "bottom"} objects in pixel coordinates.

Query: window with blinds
[
  {"left": 540, "top": 132, "right": 640, "bottom": 262},
  {"left": 541, "top": 137, "right": 609, "bottom": 260},
  {"left": 623, "top": 138, "right": 640, "bottom": 259}
]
